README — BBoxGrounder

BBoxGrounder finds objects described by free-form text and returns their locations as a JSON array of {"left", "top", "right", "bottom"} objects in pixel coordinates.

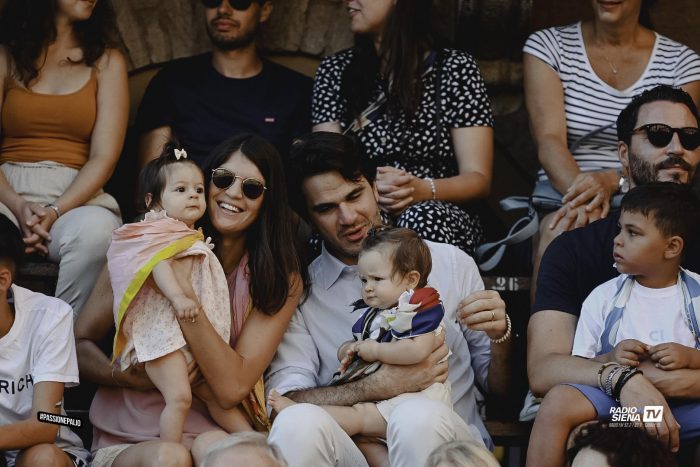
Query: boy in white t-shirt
[
  {"left": 0, "top": 215, "right": 89, "bottom": 467},
  {"left": 527, "top": 183, "right": 700, "bottom": 467}
]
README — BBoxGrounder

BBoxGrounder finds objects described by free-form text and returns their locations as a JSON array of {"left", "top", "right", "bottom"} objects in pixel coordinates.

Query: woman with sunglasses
[
  {"left": 0, "top": 0, "right": 127, "bottom": 319},
  {"left": 312, "top": 0, "right": 494, "bottom": 256},
  {"left": 524, "top": 0, "right": 700, "bottom": 295},
  {"left": 79, "top": 134, "right": 308, "bottom": 467}
]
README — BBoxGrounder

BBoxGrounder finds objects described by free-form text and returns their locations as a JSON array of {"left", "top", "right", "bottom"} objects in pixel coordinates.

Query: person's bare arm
[
  {"left": 638, "top": 360, "right": 700, "bottom": 399},
  {"left": 458, "top": 290, "right": 512, "bottom": 397},
  {"left": 378, "top": 127, "right": 493, "bottom": 214},
  {"left": 152, "top": 258, "right": 200, "bottom": 321},
  {"left": 355, "top": 333, "right": 435, "bottom": 366},
  {"left": 287, "top": 337, "right": 449, "bottom": 406},
  {"left": 527, "top": 310, "right": 603, "bottom": 396},
  {"left": 74, "top": 267, "right": 153, "bottom": 390},
  {"left": 180, "top": 274, "right": 303, "bottom": 409},
  {"left": 525, "top": 53, "right": 618, "bottom": 219},
  {"left": 528, "top": 310, "right": 681, "bottom": 450},
  {"left": 137, "top": 126, "right": 173, "bottom": 168},
  {"left": 0, "top": 382, "right": 63, "bottom": 450},
  {"left": 51, "top": 49, "right": 128, "bottom": 215}
]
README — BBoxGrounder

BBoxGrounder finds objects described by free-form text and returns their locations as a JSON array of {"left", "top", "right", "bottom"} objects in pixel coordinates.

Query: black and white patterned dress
[{"left": 312, "top": 48, "right": 494, "bottom": 255}]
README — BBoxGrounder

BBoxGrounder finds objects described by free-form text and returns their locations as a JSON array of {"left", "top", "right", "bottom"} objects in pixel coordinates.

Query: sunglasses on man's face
[
  {"left": 201, "top": 0, "right": 257, "bottom": 10},
  {"left": 631, "top": 123, "right": 700, "bottom": 151},
  {"left": 211, "top": 168, "right": 267, "bottom": 200}
]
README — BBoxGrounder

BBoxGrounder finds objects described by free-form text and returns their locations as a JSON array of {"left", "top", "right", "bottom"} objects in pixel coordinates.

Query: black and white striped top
[{"left": 524, "top": 22, "right": 700, "bottom": 181}]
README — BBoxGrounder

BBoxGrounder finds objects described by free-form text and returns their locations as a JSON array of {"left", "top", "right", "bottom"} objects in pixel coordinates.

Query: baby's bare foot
[{"left": 268, "top": 389, "right": 296, "bottom": 413}]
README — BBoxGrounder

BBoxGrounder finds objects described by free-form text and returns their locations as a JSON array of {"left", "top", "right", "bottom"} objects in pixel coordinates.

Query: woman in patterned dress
[{"left": 312, "top": 0, "right": 494, "bottom": 256}]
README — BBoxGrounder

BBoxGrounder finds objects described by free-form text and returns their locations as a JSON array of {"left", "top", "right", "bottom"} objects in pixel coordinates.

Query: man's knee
[
  {"left": 271, "top": 403, "right": 338, "bottom": 440},
  {"left": 539, "top": 384, "right": 590, "bottom": 421},
  {"left": 55, "top": 207, "right": 119, "bottom": 255},
  {"left": 16, "top": 443, "right": 70, "bottom": 467},
  {"left": 387, "top": 399, "right": 454, "bottom": 441}
]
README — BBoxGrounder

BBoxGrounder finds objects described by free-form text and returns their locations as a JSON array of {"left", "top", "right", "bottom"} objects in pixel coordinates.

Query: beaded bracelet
[
  {"left": 490, "top": 314, "right": 512, "bottom": 344},
  {"left": 597, "top": 362, "right": 617, "bottom": 391},
  {"left": 604, "top": 365, "right": 624, "bottom": 397},
  {"left": 613, "top": 368, "right": 643, "bottom": 402}
]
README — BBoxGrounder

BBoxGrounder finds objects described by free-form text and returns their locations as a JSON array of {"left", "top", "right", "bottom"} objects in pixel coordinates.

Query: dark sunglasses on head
[
  {"left": 211, "top": 168, "right": 267, "bottom": 199},
  {"left": 631, "top": 123, "right": 700, "bottom": 151},
  {"left": 201, "top": 0, "right": 257, "bottom": 10}
]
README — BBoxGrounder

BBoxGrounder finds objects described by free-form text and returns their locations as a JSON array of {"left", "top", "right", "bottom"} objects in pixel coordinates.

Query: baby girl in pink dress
[{"left": 107, "top": 145, "right": 250, "bottom": 442}]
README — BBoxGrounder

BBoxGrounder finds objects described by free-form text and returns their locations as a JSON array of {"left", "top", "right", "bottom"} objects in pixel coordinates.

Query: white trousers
[
  {"left": 269, "top": 399, "right": 483, "bottom": 467},
  {"left": 1, "top": 161, "right": 121, "bottom": 318}
]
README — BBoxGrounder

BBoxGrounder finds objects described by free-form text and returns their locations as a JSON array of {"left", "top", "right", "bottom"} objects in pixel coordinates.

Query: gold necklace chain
[{"left": 600, "top": 47, "right": 618, "bottom": 75}]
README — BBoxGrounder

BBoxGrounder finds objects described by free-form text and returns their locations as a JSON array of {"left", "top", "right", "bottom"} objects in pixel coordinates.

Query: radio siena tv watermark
[
  {"left": 609, "top": 406, "right": 664, "bottom": 427},
  {"left": 37, "top": 411, "right": 82, "bottom": 428}
]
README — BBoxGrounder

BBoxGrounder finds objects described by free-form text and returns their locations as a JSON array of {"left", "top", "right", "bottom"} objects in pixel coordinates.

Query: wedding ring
[
  {"left": 190, "top": 317, "right": 196, "bottom": 323},
  {"left": 491, "top": 311, "right": 495, "bottom": 321}
]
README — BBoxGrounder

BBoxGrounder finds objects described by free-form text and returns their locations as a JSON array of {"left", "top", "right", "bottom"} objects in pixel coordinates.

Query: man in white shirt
[{"left": 266, "top": 132, "right": 512, "bottom": 467}]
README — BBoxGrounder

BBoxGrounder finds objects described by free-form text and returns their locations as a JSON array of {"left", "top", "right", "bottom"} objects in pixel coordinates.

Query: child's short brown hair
[{"left": 360, "top": 227, "right": 431, "bottom": 287}]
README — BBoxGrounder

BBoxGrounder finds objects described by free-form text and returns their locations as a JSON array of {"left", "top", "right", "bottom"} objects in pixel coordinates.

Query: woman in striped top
[{"left": 523, "top": 0, "right": 700, "bottom": 295}]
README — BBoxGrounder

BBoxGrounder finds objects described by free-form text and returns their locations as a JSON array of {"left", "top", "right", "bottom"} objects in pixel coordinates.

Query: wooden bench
[{"left": 16, "top": 261, "right": 59, "bottom": 296}]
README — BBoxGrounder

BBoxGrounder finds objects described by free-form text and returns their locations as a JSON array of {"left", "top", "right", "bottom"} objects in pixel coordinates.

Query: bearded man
[
  {"left": 527, "top": 85, "right": 700, "bottom": 455},
  {"left": 136, "top": 0, "right": 311, "bottom": 167}
]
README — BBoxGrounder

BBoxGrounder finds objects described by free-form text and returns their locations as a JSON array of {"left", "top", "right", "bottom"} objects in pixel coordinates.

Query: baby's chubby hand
[
  {"left": 172, "top": 295, "right": 201, "bottom": 321},
  {"left": 612, "top": 339, "right": 649, "bottom": 367},
  {"left": 355, "top": 340, "right": 380, "bottom": 362}
]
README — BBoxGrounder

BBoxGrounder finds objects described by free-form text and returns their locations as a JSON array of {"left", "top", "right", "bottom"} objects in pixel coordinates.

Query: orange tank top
[{"left": 0, "top": 69, "right": 97, "bottom": 169}]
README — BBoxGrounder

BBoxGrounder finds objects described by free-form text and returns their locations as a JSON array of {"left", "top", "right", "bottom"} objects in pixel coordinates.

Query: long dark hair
[
  {"left": 341, "top": 0, "right": 433, "bottom": 120},
  {"left": 0, "top": 0, "right": 117, "bottom": 86},
  {"left": 203, "top": 134, "right": 309, "bottom": 315}
]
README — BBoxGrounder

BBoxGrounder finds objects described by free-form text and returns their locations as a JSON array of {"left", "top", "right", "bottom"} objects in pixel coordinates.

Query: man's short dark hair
[
  {"left": 0, "top": 214, "right": 24, "bottom": 275},
  {"left": 288, "top": 132, "right": 376, "bottom": 215},
  {"left": 567, "top": 422, "right": 676, "bottom": 467},
  {"left": 621, "top": 182, "right": 700, "bottom": 253},
  {"left": 617, "top": 85, "right": 700, "bottom": 145}
]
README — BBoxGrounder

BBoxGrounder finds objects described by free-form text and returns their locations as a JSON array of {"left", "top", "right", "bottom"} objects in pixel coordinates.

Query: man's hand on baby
[
  {"left": 611, "top": 339, "right": 649, "bottom": 366},
  {"left": 337, "top": 345, "right": 358, "bottom": 375},
  {"left": 649, "top": 342, "right": 700, "bottom": 370},
  {"left": 172, "top": 296, "right": 201, "bottom": 321}
]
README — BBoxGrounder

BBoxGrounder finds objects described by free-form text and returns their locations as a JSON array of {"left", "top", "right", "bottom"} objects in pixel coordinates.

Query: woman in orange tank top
[{"left": 0, "top": 1, "right": 127, "bottom": 321}]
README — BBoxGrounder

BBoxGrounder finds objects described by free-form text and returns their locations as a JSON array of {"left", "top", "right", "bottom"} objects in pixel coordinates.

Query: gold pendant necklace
[{"left": 601, "top": 49, "right": 618, "bottom": 75}]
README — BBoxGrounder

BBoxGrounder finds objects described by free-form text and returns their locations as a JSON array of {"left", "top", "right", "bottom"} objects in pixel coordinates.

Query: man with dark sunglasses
[
  {"left": 529, "top": 85, "right": 700, "bottom": 458},
  {"left": 135, "top": 0, "right": 311, "bottom": 167}
]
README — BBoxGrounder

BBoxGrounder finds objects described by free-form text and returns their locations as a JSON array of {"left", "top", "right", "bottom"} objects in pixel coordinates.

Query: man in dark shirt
[
  {"left": 529, "top": 85, "right": 700, "bottom": 453},
  {"left": 136, "top": 0, "right": 311, "bottom": 167}
]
